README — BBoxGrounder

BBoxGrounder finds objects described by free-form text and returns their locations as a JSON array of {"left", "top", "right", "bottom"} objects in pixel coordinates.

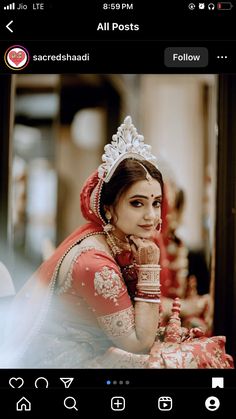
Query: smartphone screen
[{"left": 0, "top": 1, "right": 235, "bottom": 417}]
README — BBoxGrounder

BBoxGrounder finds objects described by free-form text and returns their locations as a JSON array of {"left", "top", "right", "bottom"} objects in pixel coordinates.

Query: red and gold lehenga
[{"left": 0, "top": 168, "right": 234, "bottom": 369}]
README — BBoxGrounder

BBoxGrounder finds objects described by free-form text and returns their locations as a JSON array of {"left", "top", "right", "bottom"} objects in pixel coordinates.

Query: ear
[
  {"left": 108, "top": 206, "right": 115, "bottom": 218},
  {"left": 104, "top": 205, "right": 111, "bottom": 219},
  {"left": 104, "top": 205, "right": 115, "bottom": 220},
  {"left": 107, "top": 206, "right": 118, "bottom": 226}
]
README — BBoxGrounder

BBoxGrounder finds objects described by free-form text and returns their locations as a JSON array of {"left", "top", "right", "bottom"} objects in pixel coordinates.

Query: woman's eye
[
  {"left": 153, "top": 200, "right": 161, "bottom": 208},
  {"left": 130, "top": 201, "right": 143, "bottom": 207}
]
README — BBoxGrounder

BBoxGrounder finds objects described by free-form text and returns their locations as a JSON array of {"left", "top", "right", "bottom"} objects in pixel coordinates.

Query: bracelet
[
  {"left": 137, "top": 264, "right": 161, "bottom": 280},
  {"left": 135, "top": 291, "right": 161, "bottom": 299},
  {"left": 134, "top": 297, "right": 161, "bottom": 304},
  {"left": 136, "top": 264, "right": 161, "bottom": 293},
  {"left": 136, "top": 264, "right": 161, "bottom": 269},
  {"left": 136, "top": 283, "right": 161, "bottom": 290}
]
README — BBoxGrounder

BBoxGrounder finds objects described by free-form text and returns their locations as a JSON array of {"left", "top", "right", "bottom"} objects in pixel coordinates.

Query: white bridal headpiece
[{"left": 98, "top": 115, "right": 158, "bottom": 183}]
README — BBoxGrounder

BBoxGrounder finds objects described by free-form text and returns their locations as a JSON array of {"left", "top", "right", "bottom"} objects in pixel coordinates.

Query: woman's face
[{"left": 109, "top": 179, "right": 162, "bottom": 239}]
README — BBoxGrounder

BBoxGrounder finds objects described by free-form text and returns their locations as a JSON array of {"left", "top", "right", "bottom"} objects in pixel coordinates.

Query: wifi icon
[{"left": 60, "top": 377, "right": 74, "bottom": 388}]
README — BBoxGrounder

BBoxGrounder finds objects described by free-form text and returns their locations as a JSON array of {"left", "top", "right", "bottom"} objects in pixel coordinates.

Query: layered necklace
[
  {"left": 105, "top": 231, "right": 131, "bottom": 256},
  {"left": 105, "top": 230, "right": 138, "bottom": 301}
]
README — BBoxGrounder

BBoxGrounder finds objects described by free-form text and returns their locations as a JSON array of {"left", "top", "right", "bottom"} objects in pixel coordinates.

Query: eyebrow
[{"left": 129, "top": 194, "right": 162, "bottom": 200}]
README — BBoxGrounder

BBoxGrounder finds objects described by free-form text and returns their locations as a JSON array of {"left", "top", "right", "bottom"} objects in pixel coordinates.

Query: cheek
[
  {"left": 115, "top": 205, "right": 138, "bottom": 225},
  {"left": 157, "top": 209, "right": 162, "bottom": 220}
]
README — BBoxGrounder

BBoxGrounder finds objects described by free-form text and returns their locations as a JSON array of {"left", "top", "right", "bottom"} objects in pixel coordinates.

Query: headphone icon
[{"left": 208, "top": 3, "right": 215, "bottom": 9}]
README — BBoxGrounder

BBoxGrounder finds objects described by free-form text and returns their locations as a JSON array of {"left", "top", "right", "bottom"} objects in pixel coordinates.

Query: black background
[
  {"left": 0, "top": 1, "right": 236, "bottom": 415},
  {"left": 0, "top": 1, "right": 236, "bottom": 41},
  {"left": 0, "top": 369, "right": 234, "bottom": 418}
]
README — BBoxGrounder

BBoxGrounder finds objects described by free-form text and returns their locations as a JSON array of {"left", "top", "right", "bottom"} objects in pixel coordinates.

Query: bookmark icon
[{"left": 60, "top": 377, "right": 74, "bottom": 388}]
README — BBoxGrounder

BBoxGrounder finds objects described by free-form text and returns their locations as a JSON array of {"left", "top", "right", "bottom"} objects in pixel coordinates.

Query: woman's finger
[
  {"left": 130, "top": 243, "right": 138, "bottom": 255},
  {"left": 129, "top": 235, "right": 143, "bottom": 248}
]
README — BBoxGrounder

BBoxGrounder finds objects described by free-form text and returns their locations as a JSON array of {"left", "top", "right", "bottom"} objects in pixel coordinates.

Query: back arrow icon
[{"left": 6, "top": 20, "right": 13, "bottom": 33}]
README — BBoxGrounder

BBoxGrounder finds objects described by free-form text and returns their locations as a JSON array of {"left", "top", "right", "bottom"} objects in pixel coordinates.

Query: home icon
[{"left": 16, "top": 397, "right": 31, "bottom": 411}]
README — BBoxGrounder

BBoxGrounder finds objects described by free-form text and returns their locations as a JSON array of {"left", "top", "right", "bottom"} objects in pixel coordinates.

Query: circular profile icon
[
  {"left": 205, "top": 396, "right": 220, "bottom": 411},
  {"left": 4, "top": 45, "right": 30, "bottom": 70}
]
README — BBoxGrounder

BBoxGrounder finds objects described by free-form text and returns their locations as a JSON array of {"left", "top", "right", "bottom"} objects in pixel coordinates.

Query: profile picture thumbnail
[{"left": 4, "top": 45, "right": 30, "bottom": 70}]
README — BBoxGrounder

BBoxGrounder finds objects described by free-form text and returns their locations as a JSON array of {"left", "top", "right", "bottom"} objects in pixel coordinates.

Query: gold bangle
[
  {"left": 137, "top": 267, "right": 161, "bottom": 287},
  {"left": 134, "top": 297, "right": 161, "bottom": 304},
  {"left": 136, "top": 264, "right": 161, "bottom": 269}
]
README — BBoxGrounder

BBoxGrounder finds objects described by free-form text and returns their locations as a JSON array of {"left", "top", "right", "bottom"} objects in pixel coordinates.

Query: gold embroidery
[
  {"left": 98, "top": 306, "right": 135, "bottom": 338},
  {"left": 94, "top": 266, "right": 124, "bottom": 304},
  {"left": 57, "top": 246, "right": 96, "bottom": 295},
  {"left": 56, "top": 245, "right": 113, "bottom": 295}
]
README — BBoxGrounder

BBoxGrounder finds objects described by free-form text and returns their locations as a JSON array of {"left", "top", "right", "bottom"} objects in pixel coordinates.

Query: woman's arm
[
  {"left": 113, "top": 236, "right": 160, "bottom": 353},
  {"left": 113, "top": 300, "right": 159, "bottom": 353},
  {"left": 73, "top": 241, "right": 161, "bottom": 354}
]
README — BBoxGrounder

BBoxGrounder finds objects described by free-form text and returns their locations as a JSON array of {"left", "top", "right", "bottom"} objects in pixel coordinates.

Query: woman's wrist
[
  {"left": 137, "top": 264, "right": 161, "bottom": 288},
  {"left": 134, "top": 296, "right": 161, "bottom": 304},
  {"left": 136, "top": 264, "right": 161, "bottom": 268},
  {"left": 135, "top": 264, "right": 161, "bottom": 302}
]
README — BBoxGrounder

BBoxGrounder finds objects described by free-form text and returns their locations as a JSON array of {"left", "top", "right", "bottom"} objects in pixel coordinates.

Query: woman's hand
[{"left": 129, "top": 235, "right": 160, "bottom": 265}]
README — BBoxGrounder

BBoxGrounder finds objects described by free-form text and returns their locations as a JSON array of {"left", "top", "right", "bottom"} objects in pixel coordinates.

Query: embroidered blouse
[{"left": 56, "top": 247, "right": 135, "bottom": 340}]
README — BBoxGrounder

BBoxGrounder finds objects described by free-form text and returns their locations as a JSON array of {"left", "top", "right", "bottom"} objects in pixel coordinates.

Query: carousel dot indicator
[{"left": 106, "top": 380, "right": 111, "bottom": 385}]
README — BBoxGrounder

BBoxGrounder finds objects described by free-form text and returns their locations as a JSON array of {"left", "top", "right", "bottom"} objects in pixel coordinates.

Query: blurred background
[{"left": 0, "top": 74, "right": 235, "bottom": 360}]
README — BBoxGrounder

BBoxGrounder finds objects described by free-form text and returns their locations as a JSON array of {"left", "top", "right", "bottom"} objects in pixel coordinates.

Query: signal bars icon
[{"left": 4, "top": 2, "right": 15, "bottom": 9}]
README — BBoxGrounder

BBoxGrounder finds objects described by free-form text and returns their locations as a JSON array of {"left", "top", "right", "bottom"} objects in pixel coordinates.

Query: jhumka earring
[
  {"left": 104, "top": 211, "right": 114, "bottom": 233},
  {"left": 157, "top": 218, "right": 162, "bottom": 233}
]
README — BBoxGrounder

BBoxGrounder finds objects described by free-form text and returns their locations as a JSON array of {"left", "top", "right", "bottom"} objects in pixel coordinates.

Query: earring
[
  {"left": 157, "top": 218, "right": 162, "bottom": 233},
  {"left": 104, "top": 211, "right": 114, "bottom": 233}
]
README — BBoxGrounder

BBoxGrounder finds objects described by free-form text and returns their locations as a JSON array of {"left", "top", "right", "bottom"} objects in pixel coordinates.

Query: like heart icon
[
  {"left": 9, "top": 50, "right": 26, "bottom": 66},
  {"left": 9, "top": 377, "right": 24, "bottom": 388}
]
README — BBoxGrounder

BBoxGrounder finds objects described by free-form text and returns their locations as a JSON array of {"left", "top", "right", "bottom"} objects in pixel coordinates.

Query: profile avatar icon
[
  {"left": 4, "top": 45, "right": 30, "bottom": 70},
  {"left": 205, "top": 396, "right": 220, "bottom": 411}
]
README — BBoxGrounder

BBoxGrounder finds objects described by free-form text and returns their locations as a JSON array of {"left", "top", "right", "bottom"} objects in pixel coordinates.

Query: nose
[{"left": 143, "top": 206, "right": 157, "bottom": 221}]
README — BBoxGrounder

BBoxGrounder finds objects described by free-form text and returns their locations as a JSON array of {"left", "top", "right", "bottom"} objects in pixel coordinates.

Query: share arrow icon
[{"left": 60, "top": 377, "right": 74, "bottom": 388}]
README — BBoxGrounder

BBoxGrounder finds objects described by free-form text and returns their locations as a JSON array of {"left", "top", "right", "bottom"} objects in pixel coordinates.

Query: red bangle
[{"left": 135, "top": 291, "right": 161, "bottom": 299}]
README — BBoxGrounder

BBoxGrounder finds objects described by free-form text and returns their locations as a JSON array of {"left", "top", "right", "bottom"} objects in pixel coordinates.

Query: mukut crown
[{"left": 98, "top": 116, "right": 158, "bottom": 182}]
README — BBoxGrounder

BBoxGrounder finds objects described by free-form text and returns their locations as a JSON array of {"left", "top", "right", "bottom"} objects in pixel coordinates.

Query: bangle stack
[{"left": 134, "top": 264, "right": 161, "bottom": 304}]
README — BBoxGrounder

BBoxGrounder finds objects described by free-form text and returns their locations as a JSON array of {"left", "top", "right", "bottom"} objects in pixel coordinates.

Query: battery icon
[{"left": 217, "top": 2, "right": 233, "bottom": 9}]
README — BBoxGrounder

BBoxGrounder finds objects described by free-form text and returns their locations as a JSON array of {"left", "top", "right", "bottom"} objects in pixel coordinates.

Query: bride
[{"left": 0, "top": 116, "right": 234, "bottom": 369}]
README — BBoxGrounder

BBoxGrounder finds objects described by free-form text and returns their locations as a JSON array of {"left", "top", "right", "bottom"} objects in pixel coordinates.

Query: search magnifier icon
[{"left": 64, "top": 396, "right": 78, "bottom": 411}]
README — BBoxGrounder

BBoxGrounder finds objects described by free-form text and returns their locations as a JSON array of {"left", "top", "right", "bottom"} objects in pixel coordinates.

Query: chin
[{"left": 136, "top": 231, "right": 153, "bottom": 239}]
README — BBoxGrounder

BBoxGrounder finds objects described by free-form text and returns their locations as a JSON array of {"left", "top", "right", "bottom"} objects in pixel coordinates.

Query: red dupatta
[{"left": 0, "top": 170, "right": 106, "bottom": 366}]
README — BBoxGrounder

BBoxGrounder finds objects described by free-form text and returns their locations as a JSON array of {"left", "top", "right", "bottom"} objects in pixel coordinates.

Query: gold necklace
[{"left": 105, "top": 231, "right": 131, "bottom": 255}]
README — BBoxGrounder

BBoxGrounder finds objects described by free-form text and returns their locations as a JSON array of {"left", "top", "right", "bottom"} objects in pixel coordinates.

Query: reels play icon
[
  {"left": 158, "top": 396, "right": 173, "bottom": 411},
  {"left": 4, "top": 45, "right": 30, "bottom": 70}
]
